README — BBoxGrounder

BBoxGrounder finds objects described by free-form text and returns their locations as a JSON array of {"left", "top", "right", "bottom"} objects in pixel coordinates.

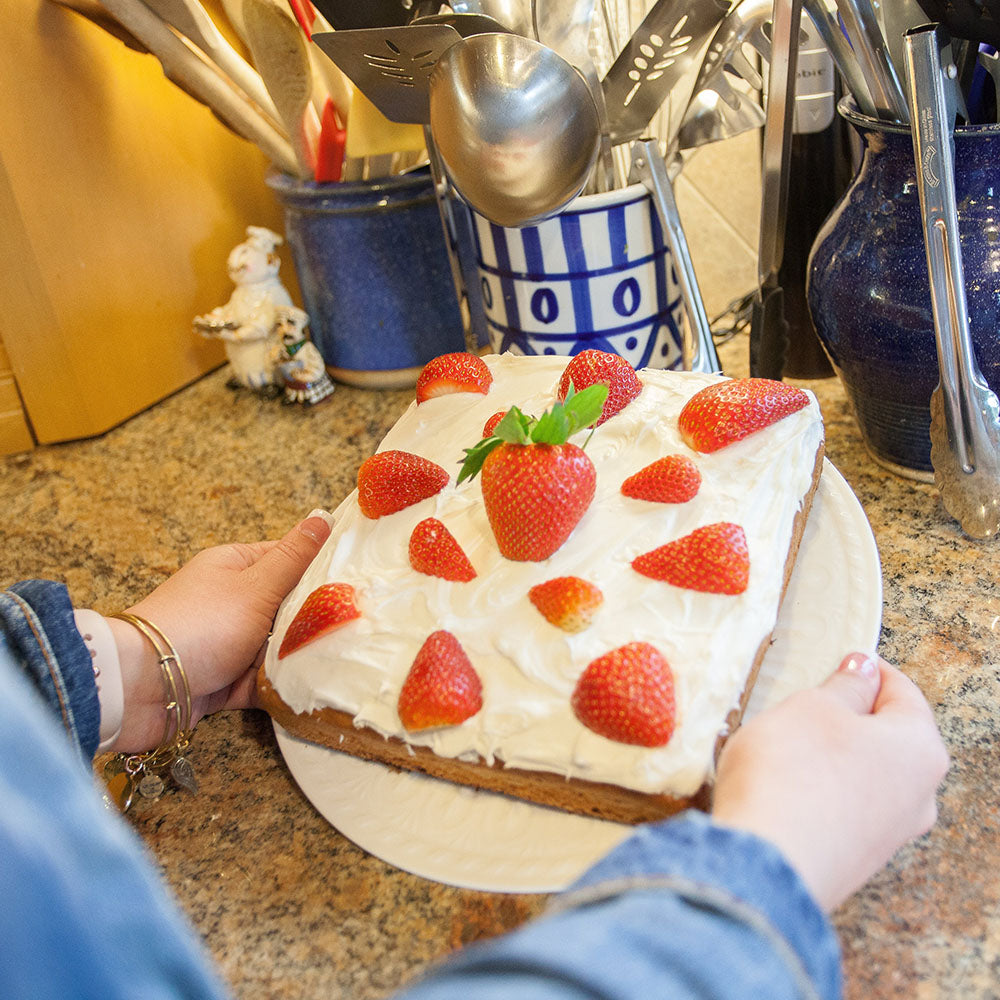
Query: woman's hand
[
  {"left": 107, "top": 515, "right": 331, "bottom": 752},
  {"left": 712, "top": 653, "right": 949, "bottom": 911}
]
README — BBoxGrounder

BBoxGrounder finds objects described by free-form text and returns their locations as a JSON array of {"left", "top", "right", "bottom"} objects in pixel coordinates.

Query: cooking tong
[{"left": 903, "top": 23, "right": 1000, "bottom": 537}]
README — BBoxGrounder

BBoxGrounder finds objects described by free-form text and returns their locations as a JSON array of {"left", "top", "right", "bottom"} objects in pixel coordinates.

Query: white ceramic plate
[{"left": 275, "top": 460, "right": 881, "bottom": 894}]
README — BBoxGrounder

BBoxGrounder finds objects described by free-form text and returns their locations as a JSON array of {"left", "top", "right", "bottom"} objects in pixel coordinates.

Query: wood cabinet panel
[{"left": 0, "top": 1, "right": 298, "bottom": 443}]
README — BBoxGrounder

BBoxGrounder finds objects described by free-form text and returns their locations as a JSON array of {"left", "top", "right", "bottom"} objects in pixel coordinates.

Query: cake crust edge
[{"left": 259, "top": 438, "right": 825, "bottom": 827}]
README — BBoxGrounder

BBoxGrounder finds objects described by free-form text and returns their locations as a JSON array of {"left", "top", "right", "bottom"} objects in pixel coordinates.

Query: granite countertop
[{"left": 3, "top": 337, "right": 998, "bottom": 999}]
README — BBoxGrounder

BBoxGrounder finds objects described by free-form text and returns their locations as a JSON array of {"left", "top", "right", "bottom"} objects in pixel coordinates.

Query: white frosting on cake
[{"left": 266, "top": 353, "right": 824, "bottom": 797}]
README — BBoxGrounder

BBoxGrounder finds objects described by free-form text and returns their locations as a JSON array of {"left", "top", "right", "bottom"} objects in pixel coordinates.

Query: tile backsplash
[{"left": 675, "top": 128, "right": 762, "bottom": 319}]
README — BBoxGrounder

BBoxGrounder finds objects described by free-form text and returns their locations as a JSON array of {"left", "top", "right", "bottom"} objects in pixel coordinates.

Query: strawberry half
[
  {"left": 416, "top": 352, "right": 493, "bottom": 403},
  {"left": 571, "top": 642, "right": 676, "bottom": 747},
  {"left": 482, "top": 410, "right": 507, "bottom": 437},
  {"left": 409, "top": 517, "right": 476, "bottom": 582},
  {"left": 457, "top": 385, "right": 607, "bottom": 562},
  {"left": 678, "top": 378, "right": 810, "bottom": 453},
  {"left": 357, "top": 449, "right": 449, "bottom": 519},
  {"left": 528, "top": 576, "right": 603, "bottom": 632},
  {"left": 278, "top": 582, "right": 360, "bottom": 658},
  {"left": 621, "top": 454, "right": 701, "bottom": 504},
  {"left": 557, "top": 349, "right": 642, "bottom": 426},
  {"left": 397, "top": 630, "right": 483, "bottom": 731},
  {"left": 632, "top": 522, "right": 749, "bottom": 595}
]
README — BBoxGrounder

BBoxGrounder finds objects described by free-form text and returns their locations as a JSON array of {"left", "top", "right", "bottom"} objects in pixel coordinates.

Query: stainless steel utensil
[
  {"left": 749, "top": 0, "right": 804, "bottom": 378},
  {"left": 803, "top": 0, "right": 879, "bottom": 118},
  {"left": 601, "top": 0, "right": 734, "bottom": 145},
  {"left": 903, "top": 23, "right": 1000, "bottom": 537},
  {"left": 835, "top": 0, "right": 909, "bottom": 120},
  {"left": 311, "top": 24, "right": 462, "bottom": 124},
  {"left": 428, "top": 33, "right": 601, "bottom": 226},
  {"left": 875, "top": 0, "right": 927, "bottom": 81},
  {"left": 628, "top": 139, "right": 721, "bottom": 374},
  {"left": 533, "top": 0, "right": 617, "bottom": 191},
  {"left": 675, "top": 0, "right": 770, "bottom": 149}
]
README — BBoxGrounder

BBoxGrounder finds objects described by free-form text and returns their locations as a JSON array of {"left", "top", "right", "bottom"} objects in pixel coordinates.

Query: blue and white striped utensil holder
[{"left": 467, "top": 183, "right": 686, "bottom": 371}]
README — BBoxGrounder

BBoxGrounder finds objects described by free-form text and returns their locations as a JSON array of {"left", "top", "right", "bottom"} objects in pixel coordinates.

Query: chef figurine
[
  {"left": 193, "top": 226, "right": 294, "bottom": 393},
  {"left": 271, "top": 305, "right": 335, "bottom": 406}
]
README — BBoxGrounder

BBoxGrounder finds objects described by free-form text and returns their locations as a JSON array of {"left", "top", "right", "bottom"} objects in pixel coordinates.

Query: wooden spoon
[{"left": 242, "top": 0, "right": 321, "bottom": 177}]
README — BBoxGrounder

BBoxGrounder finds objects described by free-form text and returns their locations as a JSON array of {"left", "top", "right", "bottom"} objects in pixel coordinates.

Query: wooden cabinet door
[{"left": 0, "top": 1, "right": 297, "bottom": 444}]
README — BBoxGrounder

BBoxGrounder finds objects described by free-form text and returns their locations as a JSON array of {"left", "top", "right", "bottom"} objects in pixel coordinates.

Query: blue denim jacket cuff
[
  {"left": 0, "top": 580, "right": 101, "bottom": 762},
  {"left": 563, "top": 810, "right": 842, "bottom": 999}
]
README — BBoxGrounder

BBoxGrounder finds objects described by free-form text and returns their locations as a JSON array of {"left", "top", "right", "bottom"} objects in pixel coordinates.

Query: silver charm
[{"left": 171, "top": 756, "right": 199, "bottom": 794}]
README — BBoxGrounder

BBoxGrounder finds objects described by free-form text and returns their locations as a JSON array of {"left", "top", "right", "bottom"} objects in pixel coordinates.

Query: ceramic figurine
[
  {"left": 271, "top": 306, "right": 335, "bottom": 406},
  {"left": 193, "top": 226, "right": 294, "bottom": 392}
]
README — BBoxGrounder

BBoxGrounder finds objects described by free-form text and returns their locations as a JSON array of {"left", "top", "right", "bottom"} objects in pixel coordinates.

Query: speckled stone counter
[{"left": 2, "top": 338, "right": 998, "bottom": 999}]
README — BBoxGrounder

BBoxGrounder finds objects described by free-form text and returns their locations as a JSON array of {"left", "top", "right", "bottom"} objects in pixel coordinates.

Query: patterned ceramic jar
[{"left": 466, "top": 183, "right": 686, "bottom": 371}]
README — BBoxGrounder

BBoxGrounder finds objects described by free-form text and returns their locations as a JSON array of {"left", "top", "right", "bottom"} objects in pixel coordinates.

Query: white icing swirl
[{"left": 266, "top": 354, "right": 824, "bottom": 796}]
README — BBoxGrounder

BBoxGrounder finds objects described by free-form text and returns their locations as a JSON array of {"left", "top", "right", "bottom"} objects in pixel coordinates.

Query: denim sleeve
[
  {"left": 0, "top": 580, "right": 101, "bottom": 762},
  {"left": 0, "top": 634, "right": 231, "bottom": 1000},
  {"left": 398, "top": 811, "right": 842, "bottom": 1000}
]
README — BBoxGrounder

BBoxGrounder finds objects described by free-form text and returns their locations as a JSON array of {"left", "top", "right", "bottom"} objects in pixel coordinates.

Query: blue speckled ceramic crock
[
  {"left": 267, "top": 169, "right": 466, "bottom": 389},
  {"left": 807, "top": 100, "right": 1000, "bottom": 481}
]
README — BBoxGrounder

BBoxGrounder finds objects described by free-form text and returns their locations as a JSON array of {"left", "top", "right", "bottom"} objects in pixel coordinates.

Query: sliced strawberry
[
  {"left": 621, "top": 454, "right": 701, "bottom": 504},
  {"left": 397, "top": 630, "right": 483, "bottom": 731},
  {"left": 482, "top": 410, "right": 507, "bottom": 437},
  {"left": 571, "top": 642, "right": 675, "bottom": 747},
  {"left": 415, "top": 352, "right": 493, "bottom": 403},
  {"left": 557, "top": 349, "right": 642, "bottom": 426},
  {"left": 357, "top": 449, "right": 449, "bottom": 519},
  {"left": 409, "top": 517, "right": 476, "bottom": 582},
  {"left": 678, "top": 378, "right": 810, "bottom": 453},
  {"left": 632, "top": 522, "right": 749, "bottom": 595},
  {"left": 528, "top": 576, "right": 603, "bottom": 632},
  {"left": 277, "top": 582, "right": 360, "bottom": 658}
]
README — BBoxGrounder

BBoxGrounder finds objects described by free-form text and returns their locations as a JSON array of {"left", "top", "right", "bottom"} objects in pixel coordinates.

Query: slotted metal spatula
[{"left": 904, "top": 23, "right": 1000, "bottom": 538}]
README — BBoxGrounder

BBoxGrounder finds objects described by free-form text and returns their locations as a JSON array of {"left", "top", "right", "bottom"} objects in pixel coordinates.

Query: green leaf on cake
[{"left": 457, "top": 384, "right": 608, "bottom": 484}]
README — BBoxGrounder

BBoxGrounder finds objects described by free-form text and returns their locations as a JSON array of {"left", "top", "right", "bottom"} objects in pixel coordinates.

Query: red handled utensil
[{"left": 314, "top": 97, "right": 347, "bottom": 181}]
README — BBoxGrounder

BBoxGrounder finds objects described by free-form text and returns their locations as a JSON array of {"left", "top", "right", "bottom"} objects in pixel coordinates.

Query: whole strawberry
[
  {"left": 571, "top": 642, "right": 676, "bottom": 747},
  {"left": 678, "top": 377, "right": 809, "bottom": 453},
  {"left": 416, "top": 352, "right": 493, "bottom": 403},
  {"left": 557, "top": 349, "right": 642, "bottom": 426},
  {"left": 357, "top": 449, "right": 449, "bottom": 519},
  {"left": 528, "top": 576, "right": 603, "bottom": 632},
  {"left": 632, "top": 521, "right": 749, "bottom": 594},
  {"left": 409, "top": 517, "right": 476, "bottom": 582},
  {"left": 278, "top": 583, "right": 361, "bottom": 658},
  {"left": 457, "top": 385, "right": 607, "bottom": 561},
  {"left": 397, "top": 630, "right": 483, "bottom": 731},
  {"left": 621, "top": 454, "right": 701, "bottom": 504}
]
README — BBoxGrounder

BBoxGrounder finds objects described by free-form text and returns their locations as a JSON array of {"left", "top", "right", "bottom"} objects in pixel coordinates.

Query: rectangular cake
[{"left": 259, "top": 352, "right": 825, "bottom": 824}]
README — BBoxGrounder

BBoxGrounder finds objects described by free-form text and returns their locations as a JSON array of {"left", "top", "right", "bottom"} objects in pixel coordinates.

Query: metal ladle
[{"left": 428, "top": 32, "right": 601, "bottom": 227}]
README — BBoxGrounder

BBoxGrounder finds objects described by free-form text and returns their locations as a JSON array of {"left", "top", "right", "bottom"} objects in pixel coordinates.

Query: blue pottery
[
  {"left": 267, "top": 169, "right": 466, "bottom": 389},
  {"left": 807, "top": 99, "right": 1000, "bottom": 480}
]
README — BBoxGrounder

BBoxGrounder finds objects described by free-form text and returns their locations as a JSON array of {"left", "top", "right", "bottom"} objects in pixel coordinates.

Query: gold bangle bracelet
[{"left": 102, "top": 612, "right": 198, "bottom": 813}]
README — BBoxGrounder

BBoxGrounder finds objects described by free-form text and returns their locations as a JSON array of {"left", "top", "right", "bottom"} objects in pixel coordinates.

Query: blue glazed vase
[
  {"left": 267, "top": 169, "right": 466, "bottom": 389},
  {"left": 807, "top": 99, "right": 1000, "bottom": 480}
]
